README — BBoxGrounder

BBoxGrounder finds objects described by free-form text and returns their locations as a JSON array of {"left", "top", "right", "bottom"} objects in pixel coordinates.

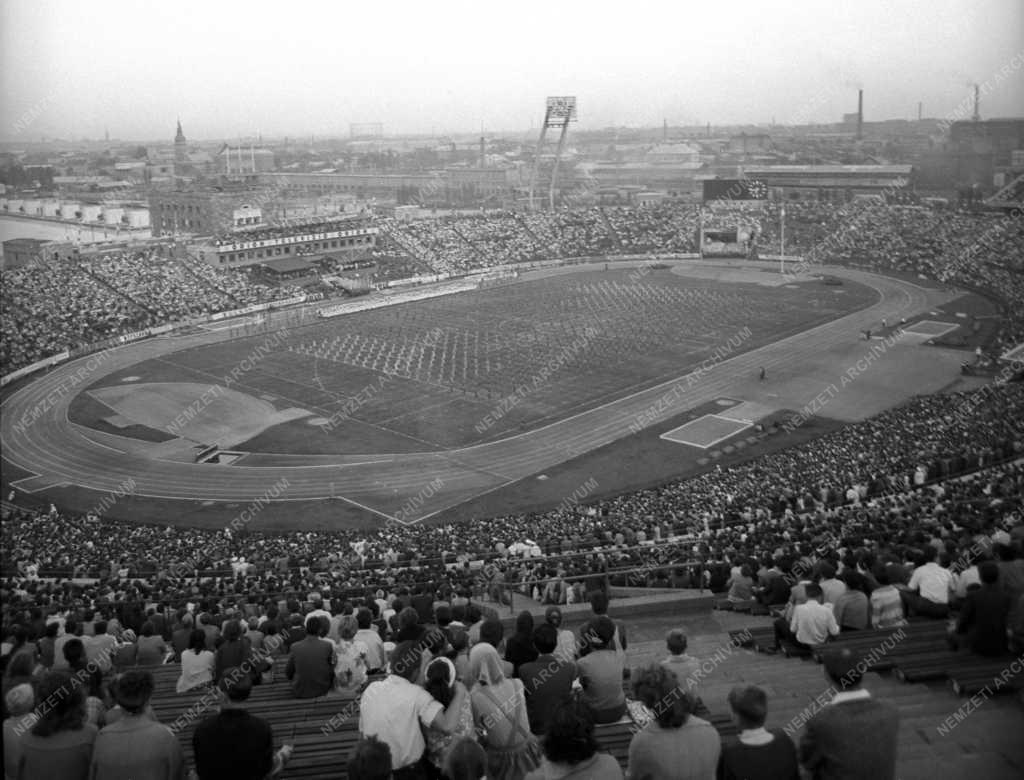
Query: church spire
[{"left": 175, "top": 118, "right": 186, "bottom": 143}]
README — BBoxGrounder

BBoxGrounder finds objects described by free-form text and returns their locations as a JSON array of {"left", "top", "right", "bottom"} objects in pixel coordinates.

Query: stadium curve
[{"left": 1, "top": 261, "right": 952, "bottom": 525}]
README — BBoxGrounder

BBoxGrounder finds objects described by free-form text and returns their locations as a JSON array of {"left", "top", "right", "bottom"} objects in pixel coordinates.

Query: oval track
[{"left": 1, "top": 264, "right": 952, "bottom": 522}]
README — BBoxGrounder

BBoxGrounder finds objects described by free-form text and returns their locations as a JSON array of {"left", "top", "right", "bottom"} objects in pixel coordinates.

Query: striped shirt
[{"left": 870, "top": 586, "right": 907, "bottom": 629}]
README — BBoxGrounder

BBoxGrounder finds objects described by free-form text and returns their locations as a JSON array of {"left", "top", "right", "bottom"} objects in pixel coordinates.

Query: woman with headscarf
[
  {"left": 504, "top": 611, "right": 538, "bottom": 678},
  {"left": 468, "top": 643, "right": 541, "bottom": 780}
]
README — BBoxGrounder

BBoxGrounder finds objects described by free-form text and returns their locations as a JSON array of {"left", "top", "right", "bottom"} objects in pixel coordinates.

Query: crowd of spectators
[{"left": 1, "top": 249, "right": 302, "bottom": 372}]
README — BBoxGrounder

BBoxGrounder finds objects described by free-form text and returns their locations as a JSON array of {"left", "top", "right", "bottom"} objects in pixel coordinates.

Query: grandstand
[{"left": 2, "top": 200, "right": 1023, "bottom": 779}]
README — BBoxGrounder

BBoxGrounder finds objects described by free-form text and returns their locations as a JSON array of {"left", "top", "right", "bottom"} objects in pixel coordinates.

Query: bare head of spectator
[
  {"left": 305, "top": 615, "right": 327, "bottom": 638},
  {"left": 532, "top": 624, "right": 558, "bottom": 655},
  {"left": 389, "top": 640, "right": 425, "bottom": 684},
  {"left": 632, "top": 664, "right": 694, "bottom": 728},
  {"left": 666, "top": 629, "right": 688, "bottom": 657},
  {"left": 348, "top": 735, "right": 393, "bottom": 780},
  {"left": 590, "top": 592, "right": 609, "bottom": 616},
  {"left": 114, "top": 669, "right": 154, "bottom": 714},
  {"left": 31, "top": 671, "right": 85, "bottom": 737},
  {"left": 823, "top": 648, "right": 865, "bottom": 691},
  {"left": 356, "top": 607, "right": 373, "bottom": 630},
  {"left": 541, "top": 700, "right": 600, "bottom": 766},
  {"left": 478, "top": 619, "right": 504, "bottom": 651},
  {"left": 219, "top": 668, "right": 254, "bottom": 705},
  {"left": 545, "top": 606, "right": 564, "bottom": 628},
  {"left": 727, "top": 685, "right": 768, "bottom": 730},
  {"left": 4, "top": 683, "right": 34, "bottom": 718}
]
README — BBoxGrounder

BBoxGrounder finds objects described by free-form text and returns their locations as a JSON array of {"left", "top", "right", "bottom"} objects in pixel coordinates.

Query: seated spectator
[
  {"left": 901, "top": 547, "right": 953, "bottom": 619},
  {"left": 89, "top": 670, "right": 185, "bottom": 779},
  {"left": 449, "top": 628, "right": 471, "bottom": 683},
  {"left": 525, "top": 701, "right": 622, "bottom": 780},
  {"left": 286, "top": 616, "right": 336, "bottom": 699},
  {"left": 37, "top": 623, "right": 58, "bottom": 669},
  {"left": 84, "top": 620, "right": 118, "bottom": 673},
  {"left": 726, "top": 565, "right": 755, "bottom": 603},
  {"left": 16, "top": 671, "right": 98, "bottom": 780},
  {"left": 799, "top": 649, "right": 899, "bottom": 780},
  {"left": 577, "top": 616, "right": 626, "bottom": 724},
  {"left": 335, "top": 616, "right": 368, "bottom": 690},
  {"left": 870, "top": 568, "right": 907, "bottom": 630},
  {"left": 444, "top": 737, "right": 487, "bottom": 780},
  {"left": 832, "top": 570, "right": 870, "bottom": 632},
  {"left": 360, "top": 640, "right": 469, "bottom": 778},
  {"left": 467, "top": 643, "right": 541, "bottom": 780},
  {"left": 170, "top": 613, "right": 193, "bottom": 662},
  {"left": 4, "top": 684, "right": 37, "bottom": 780},
  {"left": 355, "top": 608, "right": 387, "bottom": 674},
  {"left": 113, "top": 630, "right": 138, "bottom": 669},
  {"left": 176, "top": 629, "right": 215, "bottom": 694},
  {"left": 952, "top": 561, "right": 1012, "bottom": 656},
  {"left": 505, "top": 611, "right": 539, "bottom": 678},
  {"left": 545, "top": 607, "right": 577, "bottom": 663},
  {"left": 193, "top": 672, "right": 293, "bottom": 779},
  {"left": 816, "top": 562, "right": 846, "bottom": 606},
  {"left": 215, "top": 620, "right": 258, "bottom": 686},
  {"left": 348, "top": 735, "right": 393, "bottom": 780},
  {"left": 773, "top": 584, "right": 839, "bottom": 653},
  {"left": 628, "top": 664, "right": 720, "bottom": 780},
  {"left": 422, "top": 657, "right": 474, "bottom": 776},
  {"left": 718, "top": 685, "right": 799, "bottom": 780},
  {"left": 135, "top": 622, "right": 168, "bottom": 666},
  {"left": 579, "top": 593, "right": 627, "bottom": 661},
  {"left": 520, "top": 624, "right": 576, "bottom": 736},
  {"left": 660, "top": 629, "right": 702, "bottom": 701},
  {"left": 754, "top": 560, "right": 791, "bottom": 606},
  {"left": 62, "top": 638, "right": 107, "bottom": 727}
]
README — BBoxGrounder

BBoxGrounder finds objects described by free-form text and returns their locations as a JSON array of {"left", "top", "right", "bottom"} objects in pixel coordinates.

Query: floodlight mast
[{"left": 528, "top": 97, "right": 576, "bottom": 212}]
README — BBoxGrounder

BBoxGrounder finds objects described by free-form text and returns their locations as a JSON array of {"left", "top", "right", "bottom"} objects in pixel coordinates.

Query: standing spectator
[
  {"left": 113, "top": 630, "right": 138, "bottom": 670},
  {"left": 422, "top": 657, "right": 474, "bottom": 776},
  {"left": 89, "top": 670, "right": 185, "bottom": 780},
  {"left": 726, "top": 565, "right": 755, "bottom": 604},
  {"left": 348, "top": 735, "right": 393, "bottom": 780},
  {"left": 545, "top": 607, "right": 576, "bottom": 664},
  {"left": 37, "top": 623, "right": 59, "bottom": 669},
  {"left": 799, "top": 649, "right": 899, "bottom": 780},
  {"left": 170, "top": 614, "right": 193, "bottom": 662},
  {"left": 579, "top": 593, "right": 627, "bottom": 661},
  {"left": 335, "top": 616, "right": 368, "bottom": 691},
  {"left": 359, "top": 640, "right": 469, "bottom": 779},
  {"left": 627, "top": 664, "right": 721, "bottom": 780},
  {"left": 176, "top": 629, "right": 215, "bottom": 694},
  {"left": 869, "top": 569, "right": 907, "bottom": 630},
  {"left": 192, "top": 673, "right": 293, "bottom": 779},
  {"left": 504, "top": 612, "right": 539, "bottom": 678},
  {"left": 901, "top": 547, "right": 953, "bottom": 619},
  {"left": 15, "top": 671, "right": 98, "bottom": 780},
  {"left": 135, "top": 622, "right": 168, "bottom": 666},
  {"left": 718, "top": 685, "right": 799, "bottom": 780},
  {"left": 525, "top": 701, "right": 622, "bottom": 780},
  {"left": 576, "top": 617, "right": 626, "bottom": 724},
  {"left": 467, "top": 643, "right": 541, "bottom": 780},
  {"left": 952, "top": 561, "right": 1012, "bottom": 656},
  {"left": 286, "top": 616, "right": 336, "bottom": 699},
  {"left": 520, "top": 624, "right": 576, "bottom": 737},
  {"left": 53, "top": 620, "right": 80, "bottom": 671},
  {"left": 62, "top": 639, "right": 107, "bottom": 727}
]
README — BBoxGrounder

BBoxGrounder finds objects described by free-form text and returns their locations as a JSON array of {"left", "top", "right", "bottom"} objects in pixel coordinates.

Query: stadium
[{"left": 3, "top": 18, "right": 1024, "bottom": 774}]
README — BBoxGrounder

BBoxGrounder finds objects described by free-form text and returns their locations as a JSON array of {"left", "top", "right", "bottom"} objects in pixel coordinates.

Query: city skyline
[{"left": 1, "top": 0, "right": 1023, "bottom": 143}]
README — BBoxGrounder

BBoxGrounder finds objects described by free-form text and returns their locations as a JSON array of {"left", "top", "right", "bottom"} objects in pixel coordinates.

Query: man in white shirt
[
  {"left": 358, "top": 640, "right": 467, "bottom": 775},
  {"left": 901, "top": 547, "right": 953, "bottom": 618},
  {"left": 774, "top": 584, "right": 839, "bottom": 651}
]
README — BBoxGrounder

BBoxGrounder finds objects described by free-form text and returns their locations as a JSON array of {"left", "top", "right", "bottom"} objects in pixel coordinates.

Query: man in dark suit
[
  {"left": 799, "top": 648, "right": 899, "bottom": 780},
  {"left": 285, "top": 616, "right": 336, "bottom": 698},
  {"left": 520, "top": 624, "right": 576, "bottom": 736},
  {"left": 953, "top": 561, "right": 1012, "bottom": 656}
]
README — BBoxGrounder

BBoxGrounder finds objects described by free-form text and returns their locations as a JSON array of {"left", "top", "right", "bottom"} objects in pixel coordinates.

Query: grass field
[{"left": 69, "top": 267, "right": 878, "bottom": 454}]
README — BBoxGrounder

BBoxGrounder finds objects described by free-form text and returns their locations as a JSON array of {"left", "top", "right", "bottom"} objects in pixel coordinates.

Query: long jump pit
[{"left": 660, "top": 414, "right": 753, "bottom": 449}]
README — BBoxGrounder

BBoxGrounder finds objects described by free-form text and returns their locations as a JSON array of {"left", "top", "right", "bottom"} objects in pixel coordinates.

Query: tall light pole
[{"left": 779, "top": 203, "right": 786, "bottom": 274}]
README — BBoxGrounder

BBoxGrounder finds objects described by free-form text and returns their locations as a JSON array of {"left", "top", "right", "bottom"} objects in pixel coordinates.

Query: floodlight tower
[{"left": 528, "top": 96, "right": 577, "bottom": 211}]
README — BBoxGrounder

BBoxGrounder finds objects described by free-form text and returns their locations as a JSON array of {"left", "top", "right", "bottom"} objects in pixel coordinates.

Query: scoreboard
[{"left": 703, "top": 178, "right": 769, "bottom": 202}]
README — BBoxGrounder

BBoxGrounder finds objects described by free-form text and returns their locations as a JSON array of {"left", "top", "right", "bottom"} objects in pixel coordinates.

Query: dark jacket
[
  {"left": 799, "top": 695, "right": 899, "bottom": 780},
  {"left": 285, "top": 636, "right": 335, "bottom": 698},
  {"left": 957, "top": 584, "right": 1012, "bottom": 656},
  {"left": 520, "top": 654, "right": 576, "bottom": 736}
]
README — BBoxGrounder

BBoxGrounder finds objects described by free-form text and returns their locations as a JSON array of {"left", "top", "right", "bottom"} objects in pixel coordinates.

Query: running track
[{"left": 0, "top": 263, "right": 954, "bottom": 524}]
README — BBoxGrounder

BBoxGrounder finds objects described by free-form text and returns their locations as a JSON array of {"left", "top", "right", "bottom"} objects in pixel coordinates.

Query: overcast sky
[{"left": 2, "top": 0, "right": 1022, "bottom": 142}]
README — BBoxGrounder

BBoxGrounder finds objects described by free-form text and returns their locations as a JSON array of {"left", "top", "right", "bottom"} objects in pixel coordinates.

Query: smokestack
[
  {"left": 663, "top": 118, "right": 667, "bottom": 141},
  {"left": 480, "top": 136, "right": 485, "bottom": 168},
  {"left": 972, "top": 84, "right": 980, "bottom": 121},
  {"left": 857, "top": 89, "right": 863, "bottom": 140},
  {"left": 918, "top": 102, "right": 922, "bottom": 121}
]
